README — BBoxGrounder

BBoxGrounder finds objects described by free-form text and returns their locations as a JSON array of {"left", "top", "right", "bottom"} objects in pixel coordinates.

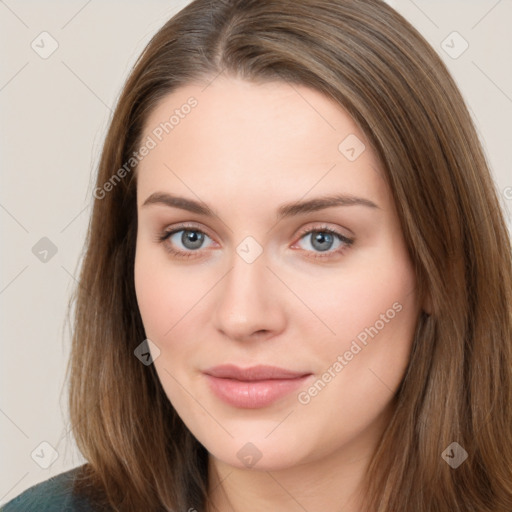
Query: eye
[
  {"left": 156, "top": 223, "right": 354, "bottom": 260},
  {"left": 292, "top": 225, "right": 354, "bottom": 259},
  {"left": 157, "top": 224, "right": 215, "bottom": 259}
]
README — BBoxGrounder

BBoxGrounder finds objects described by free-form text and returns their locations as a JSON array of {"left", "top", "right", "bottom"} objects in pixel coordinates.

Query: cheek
[
  {"left": 134, "top": 253, "right": 169, "bottom": 338},
  {"left": 134, "top": 245, "right": 190, "bottom": 349},
  {"left": 291, "top": 263, "right": 418, "bottom": 444},
  {"left": 295, "top": 247, "right": 418, "bottom": 392},
  {"left": 134, "top": 246, "right": 209, "bottom": 418},
  {"left": 293, "top": 256, "right": 416, "bottom": 348},
  {"left": 134, "top": 243, "right": 206, "bottom": 340}
]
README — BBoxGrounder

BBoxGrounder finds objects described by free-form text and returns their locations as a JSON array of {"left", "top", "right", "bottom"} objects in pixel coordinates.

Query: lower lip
[{"left": 204, "top": 374, "right": 312, "bottom": 409}]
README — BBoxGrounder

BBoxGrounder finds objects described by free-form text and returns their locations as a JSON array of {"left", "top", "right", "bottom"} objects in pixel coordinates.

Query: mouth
[{"left": 203, "top": 364, "right": 313, "bottom": 409}]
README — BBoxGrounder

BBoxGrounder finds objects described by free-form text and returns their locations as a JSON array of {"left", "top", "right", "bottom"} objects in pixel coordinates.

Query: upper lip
[{"left": 204, "top": 364, "right": 311, "bottom": 381}]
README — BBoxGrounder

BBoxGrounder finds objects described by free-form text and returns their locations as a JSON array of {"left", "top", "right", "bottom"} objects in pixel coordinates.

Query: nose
[{"left": 212, "top": 249, "right": 287, "bottom": 343}]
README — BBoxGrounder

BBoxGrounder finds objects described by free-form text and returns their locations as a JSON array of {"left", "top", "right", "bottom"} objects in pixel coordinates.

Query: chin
[{"left": 203, "top": 434, "right": 310, "bottom": 472}]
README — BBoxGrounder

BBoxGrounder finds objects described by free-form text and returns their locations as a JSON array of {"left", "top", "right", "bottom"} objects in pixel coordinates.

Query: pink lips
[{"left": 203, "top": 364, "right": 312, "bottom": 409}]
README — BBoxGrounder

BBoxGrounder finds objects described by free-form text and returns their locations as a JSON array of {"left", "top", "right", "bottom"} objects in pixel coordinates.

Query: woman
[{"left": 3, "top": 0, "right": 511, "bottom": 510}]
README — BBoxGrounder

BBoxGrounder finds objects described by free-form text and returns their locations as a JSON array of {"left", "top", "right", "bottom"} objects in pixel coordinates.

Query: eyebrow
[{"left": 141, "top": 192, "right": 379, "bottom": 219}]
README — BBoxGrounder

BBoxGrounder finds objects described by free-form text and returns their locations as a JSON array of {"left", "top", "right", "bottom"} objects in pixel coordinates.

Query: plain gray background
[{"left": 1, "top": 0, "right": 511, "bottom": 503}]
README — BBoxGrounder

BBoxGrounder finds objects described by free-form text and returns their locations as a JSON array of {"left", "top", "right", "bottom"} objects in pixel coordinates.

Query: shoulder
[{"left": 1, "top": 464, "right": 109, "bottom": 512}]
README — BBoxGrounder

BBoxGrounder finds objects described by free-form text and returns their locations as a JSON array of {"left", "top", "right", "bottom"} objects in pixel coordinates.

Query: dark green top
[{"left": 1, "top": 464, "right": 109, "bottom": 511}]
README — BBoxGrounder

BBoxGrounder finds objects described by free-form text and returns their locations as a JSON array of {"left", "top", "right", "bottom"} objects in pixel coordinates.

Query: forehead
[{"left": 136, "top": 76, "right": 388, "bottom": 210}]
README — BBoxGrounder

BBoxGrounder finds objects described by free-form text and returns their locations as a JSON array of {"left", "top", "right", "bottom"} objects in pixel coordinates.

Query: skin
[{"left": 134, "top": 75, "right": 423, "bottom": 512}]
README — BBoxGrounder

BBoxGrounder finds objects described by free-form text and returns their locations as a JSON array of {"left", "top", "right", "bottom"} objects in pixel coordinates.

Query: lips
[
  {"left": 203, "top": 364, "right": 313, "bottom": 408},
  {"left": 203, "top": 364, "right": 310, "bottom": 381}
]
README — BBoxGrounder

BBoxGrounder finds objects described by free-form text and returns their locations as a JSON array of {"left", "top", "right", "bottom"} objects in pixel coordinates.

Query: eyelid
[
  {"left": 158, "top": 222, "right": 217, "bottom": 243},
  {"left": 293, "top": 223, "right": 353, "bottom": 243}
]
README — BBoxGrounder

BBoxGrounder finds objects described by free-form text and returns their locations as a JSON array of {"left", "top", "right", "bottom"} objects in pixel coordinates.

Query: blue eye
[
  {"left": 157, "top": 224, "right": 354, "bottom": 260},
  {"left": 171, "top": 229, "right": 209, "bottom": 250},
  {"left": 300, "top": 231, "right": 339, "bottom": 252},
  {"left": 159, "top": 227, "right": 213, "bottom": 257},
  {"left": 294, "top": 227, "right": 354, "bottom": 258}
]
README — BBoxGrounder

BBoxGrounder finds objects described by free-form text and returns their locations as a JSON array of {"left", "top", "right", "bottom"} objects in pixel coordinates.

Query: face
[{"left": 134, "top": 76, "right": 421, "bottom": 472}]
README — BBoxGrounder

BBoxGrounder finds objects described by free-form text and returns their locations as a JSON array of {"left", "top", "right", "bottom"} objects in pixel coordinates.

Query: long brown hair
[{"left": 67, "top": 0, "right": 512, "bottom": 510}]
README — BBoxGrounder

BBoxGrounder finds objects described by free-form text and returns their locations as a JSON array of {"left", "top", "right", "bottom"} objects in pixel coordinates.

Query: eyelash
[{"left": 156, "top": 222, "right": 354, "bottom": 261}]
